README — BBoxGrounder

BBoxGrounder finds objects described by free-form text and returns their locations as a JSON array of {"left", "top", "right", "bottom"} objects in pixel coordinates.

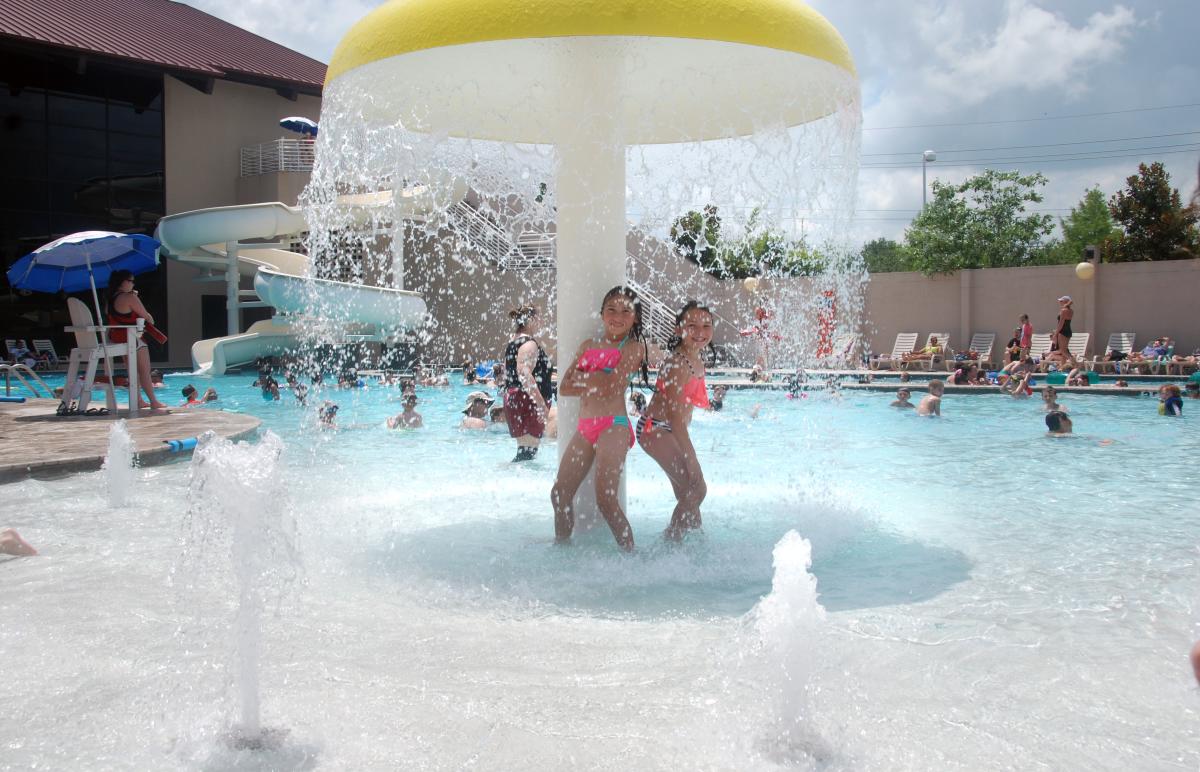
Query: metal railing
[
  {"left": 1, "top": 363, "right": 54, "bottom": 398},
  {"left": 239, "top": 138, "right": 316, "bottom": 177}
]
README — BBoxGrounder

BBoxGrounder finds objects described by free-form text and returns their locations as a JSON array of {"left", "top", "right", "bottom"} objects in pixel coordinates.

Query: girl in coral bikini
[
  {"left": 637, "top": 300, "right": 713, "bottom": 541},
  {"left": 551, "top": 287, "right": 649, "bottom": 551}
]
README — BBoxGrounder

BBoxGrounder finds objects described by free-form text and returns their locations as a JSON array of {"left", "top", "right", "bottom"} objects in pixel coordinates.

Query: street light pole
[{"left": 922, "top": 150, "right": 937, "bottom": 207}]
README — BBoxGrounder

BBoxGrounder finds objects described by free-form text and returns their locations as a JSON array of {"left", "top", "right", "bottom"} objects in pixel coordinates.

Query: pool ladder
[{"left": 1, "top": 363, "right": 54, "bottom": 399}]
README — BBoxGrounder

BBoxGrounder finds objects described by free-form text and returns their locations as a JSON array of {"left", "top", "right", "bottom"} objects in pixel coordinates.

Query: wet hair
[
  {"left": 666, "top": 300, "right": 715, "bottom": 353},
  {"left": 181, "top": 384, "right": 196, "bottom": 399},
  {"left": 1019, "top": 314, "right": 1029, "bottom": 322},
  {"left": 509, "top": 303, "right": 538, "bottom": 332},
  {"left": 927, "top": 379, "right": 945, "bottom": 393},
  {"left": 1163, "top": 384, "right": 1181, "bottom": 398},
  {"left": 601, "top": 285, "right": 650, "bottom": 385},
  {"left": 1045, "top": 410, "right": 1069, "bottom": 432}
]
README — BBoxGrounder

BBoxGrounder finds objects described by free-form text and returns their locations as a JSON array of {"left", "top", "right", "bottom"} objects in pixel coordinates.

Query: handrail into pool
[{"left": 1, "top": 364, "right": 54, "bottom": 399}]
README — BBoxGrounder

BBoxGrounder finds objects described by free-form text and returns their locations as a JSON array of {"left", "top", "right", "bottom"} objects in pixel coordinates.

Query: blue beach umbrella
[
  {"left": 7, "top": 230, "right": 160, "bottom": 325},
  {"left": 279, "top": 116, "right": 318, "bottom": 136}
]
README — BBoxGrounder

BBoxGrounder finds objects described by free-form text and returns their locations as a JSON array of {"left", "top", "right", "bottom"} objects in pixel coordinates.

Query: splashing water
[
  {"left": 750, "top": 529, "right": 829, "bottom": 757},
  {"left": 178, "top": 430, "right": 298, "bottom": 749},
  {"left": 101, "top": 419, "right": 134, "bottom": 508}
]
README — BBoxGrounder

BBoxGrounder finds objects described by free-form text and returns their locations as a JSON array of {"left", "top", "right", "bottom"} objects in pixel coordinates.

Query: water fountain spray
[{"left": 316, "top": 0, "right": 860, "bottom": 513}]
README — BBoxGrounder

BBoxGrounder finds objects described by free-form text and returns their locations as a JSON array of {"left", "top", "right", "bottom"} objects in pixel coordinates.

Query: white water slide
[{"left": 155, "top": 202, "right": 427, "bottom": 375}]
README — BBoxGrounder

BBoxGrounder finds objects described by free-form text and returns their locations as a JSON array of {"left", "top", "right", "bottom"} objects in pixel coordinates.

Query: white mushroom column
[{"left": 553, "top": 41, "right": 628, "bottom": 524}]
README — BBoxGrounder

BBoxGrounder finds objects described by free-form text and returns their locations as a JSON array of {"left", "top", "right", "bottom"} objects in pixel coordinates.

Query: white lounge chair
[
  {"left": 61, "top": 298, "right": 138, "bottom": 415},
  {"left": 906, "top": 332, "right": 949, "bottom": 371},
  {"left": 32, "top": 339, "right": 60, "bottom": 368},
  {"left": 871, "top": 332, "right": 918, "bottom": 370},
  {"left": 1066, "top": 333, "right": 1090, "bottom": 368},
  {"left": 1029, "top": 333, "right": 1053, "bottom": 361},
  {"left": 3, "top": 339, "right": 16, "bottom": 362},
  {"left": 817, "top": 333, "right": 858, "bottom": 369},
  {"left": 1090, "top": 332, "right": 1136, "bottom": 373},
  {"left": 956, "top": 332, "right": 995, "bottom": 372}
]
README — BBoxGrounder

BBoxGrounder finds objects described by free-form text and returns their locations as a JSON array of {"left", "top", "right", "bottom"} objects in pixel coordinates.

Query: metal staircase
[{"left": 447, "top": 200, "right": 679, "bottom": 346}]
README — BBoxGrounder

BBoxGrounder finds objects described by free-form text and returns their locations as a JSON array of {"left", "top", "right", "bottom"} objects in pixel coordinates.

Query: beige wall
[
  {"left": 862, "top": 260, "right": 1200, "bottom": 359},
  {"left": 162, "top": 76, "right": 320, "bottom": 367}
]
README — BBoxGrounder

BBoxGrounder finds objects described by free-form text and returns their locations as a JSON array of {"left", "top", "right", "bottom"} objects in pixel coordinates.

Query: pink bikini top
[
  {"left": 655, "top": 366, "right": 710, "bottom": 409},
  {"left": 577, "top": 336, "right": 628, "bottom": 373}
]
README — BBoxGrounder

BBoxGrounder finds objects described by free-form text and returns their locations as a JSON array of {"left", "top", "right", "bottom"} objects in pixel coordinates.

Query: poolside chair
[
  {"left": 3, "top": 339, "right": 16, "bottom": 362},
  {"left": 1090, "top": 332, "right": 1136, "bottom": 373},
  {"left": 816, "top": 333, "right": 858, "bottom": 369},
  {"left": 61, "top": 297, "right": 129, "bottom": 414},
  {"left": 955, "top": 332, "right": 995, "bottom": 372},
  {"left": 1066, "top": 333, "right": 1090, "bottom": 368},
  {"left": 907, "top": 332, "right": 950, "bottom": 371},
  {"left": 1029, "top": 333, "right": 1053, "bottom": 361},
  {"left": 871, "top": 332, "right": 918, "bottom": 370},
  {"left": 32, "top": 339, "right": 60, "bottom": 368}
]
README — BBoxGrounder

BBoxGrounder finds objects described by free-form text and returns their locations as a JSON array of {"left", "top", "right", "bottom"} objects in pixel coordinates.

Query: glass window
[
  {"left": 0, "top": 178, "right": 49, "bottom": 211},
  {"left": 48, "top": 92, "right": 106, "bottom": 129},
  {"left": 48, "top": 124, "right": 106, "bottom": 157},
  {"left": 108, "top": 131, "right": 162, "bottom": 164},
  {"left": 48, "top": 152, "right": 108, "bottom": 182},
  {"left": 0, "top": 86, "right": 47, "bottom": 122},
  {"left": 108, "top": 101, "right": 162, "bottom": 136}
]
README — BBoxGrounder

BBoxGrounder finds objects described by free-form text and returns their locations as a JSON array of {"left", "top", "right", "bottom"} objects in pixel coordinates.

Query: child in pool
[
  {"left": 890, "top": 388, "right": 914, "bottom": 409},
  {"left": 387, "top": 393, "right": 424, "bottom": 429},
  {"left": 1159, "top": 384, "right": 1183, "bottom": 416},
  {"left": 917, "top": 380, "right": 943, "bottom": 416},
  {"left": 636, "top": 300, "right": 714, "bottom": 541},
  {"left": 551, "top": 286, "right": 649, "bottom": 551}
]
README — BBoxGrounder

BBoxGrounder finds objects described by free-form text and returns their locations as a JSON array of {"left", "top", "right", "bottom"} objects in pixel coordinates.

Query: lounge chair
[
  {"left": 32, "top": 339, "right": 60, "bottom": 368},
  {"left": 905, "top": 332, "right": 949, "bottom": 371},
  {"left": 817, "top": 333, "right": 858, "bottom": 369},
  {"left": 1066, "top": 333, "right": 1090, "bottom": 368},
  {"left": 871, "top": 332, "right": 918, "bottom": 370},
  {"left": 1090, "top": 332, "right": 1136, "bottom": 373},
  {"left": 1029, "top": 333, "right": 1053, "bottom": 362},
  {"left": 955, "top": 332, "right": 995, "bottom": 372},
  {"left": 61, "top": 298, "right": 137, "bottom": 415},
  {"left": 3, "top": 339, "right": 16, "bottom": 362}
]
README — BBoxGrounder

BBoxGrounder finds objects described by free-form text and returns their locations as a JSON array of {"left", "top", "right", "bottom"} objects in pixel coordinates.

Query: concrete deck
[{"left": 0, "top": 399, "right": 261, "bottom": 484}]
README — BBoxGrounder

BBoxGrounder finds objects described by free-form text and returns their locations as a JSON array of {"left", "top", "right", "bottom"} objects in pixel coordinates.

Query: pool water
[{"left": 2, "top": 373, "right": 1198, "bottom": 769}]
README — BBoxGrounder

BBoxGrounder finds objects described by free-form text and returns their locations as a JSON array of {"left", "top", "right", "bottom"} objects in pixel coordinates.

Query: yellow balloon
[
  {"left": 1075, "top": 261, "right": 1096, "bottom": 280},
  {"left": 743, "top": 276, "right": 760, "bottom": 292}
]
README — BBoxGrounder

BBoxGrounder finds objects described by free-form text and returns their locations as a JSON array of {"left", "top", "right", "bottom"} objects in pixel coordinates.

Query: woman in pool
[
  {"left": 637, "top": 300, "right": 714, "bottom": 541},
  {"left": 551, "top": 287, "right": 649, "bottom": 551},
  {"left": 502, "top": 303, "right": 553, "bottom": 462}
]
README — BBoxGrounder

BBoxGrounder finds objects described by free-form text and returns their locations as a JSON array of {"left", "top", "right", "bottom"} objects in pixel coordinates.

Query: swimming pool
[{"left": 2, "top": 373, "right": 1197, "bottom": 768}]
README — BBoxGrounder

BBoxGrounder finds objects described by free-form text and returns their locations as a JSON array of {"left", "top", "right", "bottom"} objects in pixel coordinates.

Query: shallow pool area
[{"left": 3, "top": 374, "right": 1198, "bottom": 769}]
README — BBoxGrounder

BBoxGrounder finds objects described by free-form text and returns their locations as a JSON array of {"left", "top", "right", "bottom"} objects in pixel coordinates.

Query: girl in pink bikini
[
  {"left": 551, "top": 286, "right": 650, "bottom": 551},
  {"left": 637, "top": 300, "right": 713, "bottom": 541}
]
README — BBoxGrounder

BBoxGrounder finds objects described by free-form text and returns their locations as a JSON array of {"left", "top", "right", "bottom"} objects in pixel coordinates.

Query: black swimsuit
[{"left": 1058, "top": 314, "right": 1073, "bottom": 339}]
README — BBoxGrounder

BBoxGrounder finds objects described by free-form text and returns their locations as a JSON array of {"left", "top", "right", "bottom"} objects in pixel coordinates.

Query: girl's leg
[
  {"left": 639, "top": 429, "right": 705, "bottom": 541},
  {"left": 592, "top": 426, "right": 634, "bottom": 551},
  {"left": 550, "top": 432, "right": 596, "bottom": 543},
  {"left": 136, "top": 347, "right": 165, "bottom": 408}
]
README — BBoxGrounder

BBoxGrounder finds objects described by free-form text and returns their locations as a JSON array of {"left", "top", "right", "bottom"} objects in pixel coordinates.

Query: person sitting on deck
[
  {"left": 1005, "top": 329, "right": 1022, "bottom": 363},
  {"left": 1125, "top": 338, "right": 1168, "bottom": 367}
]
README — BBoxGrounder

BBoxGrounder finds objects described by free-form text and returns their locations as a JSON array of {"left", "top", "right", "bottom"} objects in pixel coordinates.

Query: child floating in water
[
  {"left": 551, "top": 286, "right": 649, "bottom": 551},
  {"left": 1159, "top": 384, "right": 1183, "bottom": 416},
  {"left": 916, "top": 380, "right": 943, "bottom": 416},
  {"left": 890, "top": 388, "right": 914, "bottom": 409},
  {"left": 1045, "top": 410, "right": 1072, "bottom": 436}
]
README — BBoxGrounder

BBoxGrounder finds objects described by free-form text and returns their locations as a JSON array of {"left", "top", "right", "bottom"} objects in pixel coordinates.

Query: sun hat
[{"left": 462, "top": 390, "right": 495, "bottom": 413}]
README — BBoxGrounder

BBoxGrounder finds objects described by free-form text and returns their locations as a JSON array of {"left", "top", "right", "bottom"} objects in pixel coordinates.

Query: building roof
[{"left": 0, "top": 0, "right": 326, "bottom": 95}]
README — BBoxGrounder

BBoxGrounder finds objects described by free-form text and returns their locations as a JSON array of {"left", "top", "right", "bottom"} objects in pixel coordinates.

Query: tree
[
  {"left": 669, "top": 205, "right": 823, "bottom": 278},
  {"left": 904, "top": 169, "right": 1055, "bottom": 274},
  {"left": 860, "top": 237, "right": 912, "bottom": 273},
  {"left": 1036, "top": 187, "right": 1122, "bottom": 265},
  {"left": 1106, "top": 162, "right": 1199, "bottom": 262}
]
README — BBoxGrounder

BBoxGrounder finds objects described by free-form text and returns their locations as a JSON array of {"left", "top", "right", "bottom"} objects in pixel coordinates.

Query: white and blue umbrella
[
  {"left": 279, "top": 116, "right": 318, "bottom": 136},
  {"left": 6, "top": 230, "right": 160, "bottom": 325}
]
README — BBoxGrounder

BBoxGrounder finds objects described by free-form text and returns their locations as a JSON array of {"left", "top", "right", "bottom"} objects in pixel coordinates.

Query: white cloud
[{"left": 922, "top": 0, "right": 1137, "bottom": 105}]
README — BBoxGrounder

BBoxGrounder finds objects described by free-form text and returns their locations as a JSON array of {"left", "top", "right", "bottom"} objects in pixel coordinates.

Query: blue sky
[{"left": 190, "top": 0, "right": 1199, "bottom": 247}]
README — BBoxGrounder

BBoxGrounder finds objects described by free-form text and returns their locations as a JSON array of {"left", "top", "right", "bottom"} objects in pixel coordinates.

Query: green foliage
[
  {"left": 903, "top": 169, "right": 1055, "bottom": 274},
  {"left": 669, "top": 205, "right": 824, "bottom": 279},
  {"left": 1106, "top": 162, "right": 1200, "bottom": 262},
  {"left": 1036, "top": 186, "right": 1122, "bottom": 265},
  {"left": 860, "top": 237, "right": 913, "bottom": 273}
]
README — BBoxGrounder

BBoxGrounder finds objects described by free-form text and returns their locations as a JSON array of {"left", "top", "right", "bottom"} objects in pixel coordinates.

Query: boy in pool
[
  {"left": 1045, "top": 410, "right": 1072, "bottom": 436},
  {"left": 890, "top": 387, "right": 914, "bottom": 409},
  {"left": 388, "top": 393, "right": 424, "bottom": 429},
  {"left": 1042, "top": 385, "right": 1066, "bottom": 412},
  {"left": 916, "top": 380, "right": 943, "bottom": 416}
]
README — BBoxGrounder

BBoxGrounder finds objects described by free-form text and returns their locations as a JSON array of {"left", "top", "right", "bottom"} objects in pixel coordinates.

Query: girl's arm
[{"left": 555, "top": 340, "right": 592, "bottom": 397}]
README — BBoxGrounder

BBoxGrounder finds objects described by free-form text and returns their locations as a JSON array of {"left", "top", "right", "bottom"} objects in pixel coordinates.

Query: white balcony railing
[{"left": 239, "top": 138, "right": 315, "bottom": 177}]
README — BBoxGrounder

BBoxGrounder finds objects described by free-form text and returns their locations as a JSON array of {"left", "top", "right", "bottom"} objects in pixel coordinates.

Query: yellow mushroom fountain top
[{"left": 326, "top": 0, "right": 857, "bottom": 143}]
